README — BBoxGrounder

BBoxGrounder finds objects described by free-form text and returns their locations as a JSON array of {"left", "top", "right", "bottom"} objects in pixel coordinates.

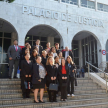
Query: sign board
[{"left": 102, "top": 50, "right": 106, "bottom": 55}]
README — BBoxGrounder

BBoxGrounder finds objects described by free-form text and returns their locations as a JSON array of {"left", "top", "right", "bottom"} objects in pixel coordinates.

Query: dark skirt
[{"left": 33, "top": 79, "right": 45, "bottom": 89}]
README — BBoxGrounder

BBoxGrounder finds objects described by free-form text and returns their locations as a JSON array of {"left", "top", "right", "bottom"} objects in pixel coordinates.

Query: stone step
[
  {"left": 0, "top": 97, "right": 108, "bottom": 108},
  {"left": 0, "top": 88, "right": 105, "bottom": 94},
  {"left": 0, "top": 84, "right": 101, "bottom": 90},
  {"left": 0, "top": 92, "right": 108, "bottom": 99},
  {"left": 1, "top": 93, "right": 108, "bottom": 105},
  {"left": 0, "top": 83, "right": 98, "bottom": 88},
  {"left": 77, "top": 83, "right": 98, "bottom": 86},
  {"left": 0, "top": 80, "right": 94, "bottom": 85},
  {"left": 54, "top": 102, "right": 108, "bottom": 108}
]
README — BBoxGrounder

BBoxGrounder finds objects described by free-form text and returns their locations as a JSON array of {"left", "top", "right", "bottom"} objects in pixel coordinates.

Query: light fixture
[{"left": 99, "top": 49, "right": 101, "bottom": 52}]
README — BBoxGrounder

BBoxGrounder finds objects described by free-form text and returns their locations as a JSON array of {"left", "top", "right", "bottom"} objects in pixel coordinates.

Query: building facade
[{"left": 0, "top": 0, "right": 108, "bottom": 77}]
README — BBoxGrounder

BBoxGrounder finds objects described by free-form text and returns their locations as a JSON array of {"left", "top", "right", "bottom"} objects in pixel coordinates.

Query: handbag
[
  {"left": 49, "top": 83, "right": 58, "bottom": 91},
  {"left": 24, "top": 81, "right": 31, "bottom": 89}
]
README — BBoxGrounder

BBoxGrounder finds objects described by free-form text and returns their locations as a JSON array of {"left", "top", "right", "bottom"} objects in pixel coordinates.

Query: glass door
[{"left": 0, "top": 32, "right": 11, "bottom": 78}]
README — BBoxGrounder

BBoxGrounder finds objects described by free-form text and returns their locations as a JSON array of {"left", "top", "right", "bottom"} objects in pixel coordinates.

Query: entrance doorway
[
  {"left": 72, "top": 31, "right": 99, "bottom": 72},
  {"left": 25, "top": 25, "right": 63, "bottom": 49},
  {"left": 0, "top": 19, "right": 18, "bottom": 78}
]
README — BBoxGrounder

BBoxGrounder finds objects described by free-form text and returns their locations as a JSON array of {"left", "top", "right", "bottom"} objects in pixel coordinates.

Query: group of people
[
  {"left": 76, "top": 67, "right": 85, "bottom": 78},
  {"left": 7, "top": 39, "right": 76, "bottom": 103}
]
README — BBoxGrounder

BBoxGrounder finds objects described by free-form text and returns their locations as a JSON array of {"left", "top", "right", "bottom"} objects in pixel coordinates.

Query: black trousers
[
  {"left": 48, "top": 90, "right": 56, "bottom": 101},
  {"left": 21, "top": 76, "right": 31, "bottom": 97},
  {"left": 67, "top": 76, "right": 74, "bottom": 94},
  {"left": 47, "top": 80, "right": 57, "bottom": 102},
  {"left": 61, "top": 79, "right": 67, "bottom": 99}
]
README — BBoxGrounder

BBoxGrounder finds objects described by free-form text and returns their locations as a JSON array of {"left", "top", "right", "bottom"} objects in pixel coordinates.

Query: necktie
[{"left": 16, "top": 46, "right": 17, "bottom": 51}]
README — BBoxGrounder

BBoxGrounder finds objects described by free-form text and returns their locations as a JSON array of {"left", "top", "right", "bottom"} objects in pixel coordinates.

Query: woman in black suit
[
  {"left": 19, "top": 48, "right": 30, "bottom": 70},
  {"left": 54, "top": 56, "right": 60, "bottom": 96},
  {"left": 32, "top": 56, "right": 46, "bottom": 103},
  {"left": 30, "top": 50, "right": 39, "bottom": 63},
  {"left": 21, "top": 53, "right": 32, "bottom": 98},
  {"left": 46, "top": 56, "right": 57, "bottom": 102},
  {"left": 58, "top": 57, "right": 69, "bottom": 101},
  {"left": 66, "top": 56, "right": 76, "bottom": 97},
  {"left": 19, "top": 48, "right": 30, "bottom": 95}
]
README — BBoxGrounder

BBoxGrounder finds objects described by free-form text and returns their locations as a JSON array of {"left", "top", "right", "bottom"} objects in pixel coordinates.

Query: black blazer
[
  {"left": 42, "top": 57, "right": 47, "bottom": 69},
  {"left": 66, "top": 63, "right": 76, "bottom": 77},
  {"left": 63, "top": 51, "right": 73, "bottom": 60},
  {"left": 58, "top": 65, "right": 69, "bottom": 78},
  {"left": 21, "top": 47, "right": 26, "bottom": 56},
  {"left": 21, "top": 60, "right": 33, "bottom": 77},
  {"left": 32, "top": 63, "right": 45, "bottom": 84},
  {"left": 46, "top": 65, "right": 57, "bottom": 81},
  {"left": 31, "top": 45, "right": 43, "bottom": 55},
  {"left": 30, "top": 56, "right": 37, "bottom": 63},
  {"left": 19, "top": 48, "right": 26, "bottom": 69}
]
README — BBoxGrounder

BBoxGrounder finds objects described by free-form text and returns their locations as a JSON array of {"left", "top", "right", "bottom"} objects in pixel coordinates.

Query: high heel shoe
[
  {"left": 39, "top": 99, "right": 45, "bottom": 103},
  {"left": 34, "top": 100, "right": 39, "bottom": 103}
]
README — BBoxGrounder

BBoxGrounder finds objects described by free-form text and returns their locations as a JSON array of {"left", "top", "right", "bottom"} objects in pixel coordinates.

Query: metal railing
[{"left": 86, "top": 61, "right": 108, "bottom": 93}]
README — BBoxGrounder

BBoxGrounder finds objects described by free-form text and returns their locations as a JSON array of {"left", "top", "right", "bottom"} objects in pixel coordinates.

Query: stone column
[
  {"left": 78, "top": 0, "right": 81, "bottom": 7},
  {"left": 101, "top": 43, "right": 107, "bottom": 71},
  {"left": 97, "top": 41, "right": 102, "bottom": 69},
  {"left": 11, "top": 32, "right": 18, "bottom": 45},
  {"left": 95, "top": 0, "right": 97, "bottom": 11},
  {"left": 79, "top": 40, "right": 82, "bottom": 68},
  {"left": 47, "top": 37, "right": 54, "bottom": 47}
]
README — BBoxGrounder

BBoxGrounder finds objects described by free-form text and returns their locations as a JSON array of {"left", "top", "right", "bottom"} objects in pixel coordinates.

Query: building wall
[{"left": 0, "top": 0, "right": 108, "bottom": 66}]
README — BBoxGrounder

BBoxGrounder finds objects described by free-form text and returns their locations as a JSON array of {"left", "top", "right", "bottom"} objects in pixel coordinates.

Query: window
[
  {"left": 54, "top": 38, "right": 60, "bottom": 47},
  {"left": 61, "top": 0, "right": 78, "bottom": 5},
  {"left": 25, "top": 35, "right": 47, "bottom": 49},
  {"left": 98, "top": 3, "right": 108, "bottom": 12},
  {"left": 72, "top": 40, "right": 79, "bottom": 67},
  {"left": 0, "top": 32, "right": 11, "bottom": 64},
  {"left": 81, "top": 0, "right": 95, "bottom": 9},
  {"left": 81, "top": 35, "right": 97, "bottom": 66}
]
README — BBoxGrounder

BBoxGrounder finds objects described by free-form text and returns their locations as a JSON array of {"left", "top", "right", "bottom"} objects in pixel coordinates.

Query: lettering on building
[{"left": 22, "top": 5, "right": 104, "bottom": 28}]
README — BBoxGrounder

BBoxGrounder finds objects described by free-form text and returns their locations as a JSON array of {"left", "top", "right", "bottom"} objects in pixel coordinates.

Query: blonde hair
[
  {"left": 42, "top": 50, "right": 47, "bottom": 54},
  {"left": 46, "top": 56, "right": 54, "bottom": 65}
]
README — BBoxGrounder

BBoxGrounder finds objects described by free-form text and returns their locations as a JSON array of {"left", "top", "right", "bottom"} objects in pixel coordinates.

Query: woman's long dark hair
[
  {"left": 31, "top": 50, "right": 38, "bottom": 58},
  {"left": 61, "top": 57, "right": 65, "bottom": 66},
  {"left": 54, "top": 56, "right": 60, "bottom": 64}
]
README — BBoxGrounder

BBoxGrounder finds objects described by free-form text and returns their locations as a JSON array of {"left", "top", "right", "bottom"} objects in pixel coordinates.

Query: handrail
[
  {"left": 86, "top": 61, "right": 108, "bottom": 93},
  {"left": 86, "top": 61, "right": 108, "bottom": 75}
]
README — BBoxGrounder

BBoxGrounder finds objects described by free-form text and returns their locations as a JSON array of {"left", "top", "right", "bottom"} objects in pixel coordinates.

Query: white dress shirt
[
  {"left": 36, "top": 45, "right": 39, "bottom": 53},
  {"left": 53, "top": 53, "right": 57, "bottom": 58},
  {"left": 65, "top": 51, "right": 69, "bottom": 60}
]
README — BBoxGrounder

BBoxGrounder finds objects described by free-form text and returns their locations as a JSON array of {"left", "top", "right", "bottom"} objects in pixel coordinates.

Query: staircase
[{"left": 0, "top": 78, "right": 108, "bottom": 108}]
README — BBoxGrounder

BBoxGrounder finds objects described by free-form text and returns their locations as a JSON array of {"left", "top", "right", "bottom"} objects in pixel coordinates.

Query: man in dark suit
[
  {"left": 7, "top": 39, "right": 21, "bottom": 79},
  {"left": 63, "top": 46, "right": 73, "bottom": 60},
  {"left": 55, "top": 43, "right": 61, "bottom": 55},
  {"left": 31, "top": 39, "right": 43, "bottom": 55}
]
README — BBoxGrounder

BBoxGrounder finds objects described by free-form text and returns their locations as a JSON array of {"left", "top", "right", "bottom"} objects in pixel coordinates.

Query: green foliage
[{"left": 0, "top": 0, "right": 15, "bottom": 3}]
